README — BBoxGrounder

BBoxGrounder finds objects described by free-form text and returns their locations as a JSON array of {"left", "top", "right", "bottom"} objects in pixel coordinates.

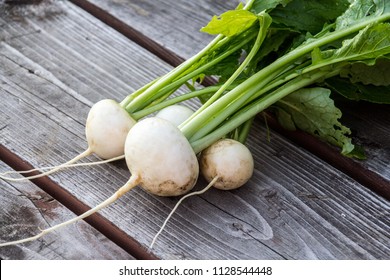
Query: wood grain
[
  {"left": 0, "top": 162, "right": 134, "bottom": 260},
  {"left": 73, "top": 0, "right": 241, "bottom": 61},
  {"left": 0, "top": 0, "right": 389, "bottom": 260}
]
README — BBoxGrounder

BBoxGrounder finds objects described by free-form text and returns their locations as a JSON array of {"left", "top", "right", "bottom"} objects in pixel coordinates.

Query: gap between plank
[{"left": 0, "top": 144, "right": 158, "bottom": 260}]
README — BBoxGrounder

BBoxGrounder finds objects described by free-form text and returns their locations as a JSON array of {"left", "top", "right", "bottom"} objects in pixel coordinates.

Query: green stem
[
  {"left": 119, "top": 79, "right": 157, "bottom": 108},
  {"left": 181, "top": 13, "right": 390, "bottom": 143},
  {"left": 123, "top": 34, "right": 224, "bottom": 113},
  {"left": 131, "top": 85, "right": 226, "bottom": 120},
  {"left": 122, "top": 0, "right": 257, "bottom": 114},
  {"left": 127, "top": 32, "right": 256, "bottom": 113},
  {"left": 243, "top": 61, "right": 311, "bottom": 104},
  {"left": 190, "top": 69, "right": 338, "bottom": 153},
  {"left": 179, "top": 68, "right": 283, "bottom": 140},
  {"left": 180, "top": 12, "right": 271, "bottom": 128},
  {"left": 237, "top": 117, "right": 254, "bottom": 144}
]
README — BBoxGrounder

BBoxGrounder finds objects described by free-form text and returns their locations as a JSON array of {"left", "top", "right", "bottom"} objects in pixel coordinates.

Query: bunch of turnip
[
  {"left": 0, "top": 110, "right": 255, "bottom": 246},
  {"left": 2, "top": 0, "right": 389, "bottom": 249}
]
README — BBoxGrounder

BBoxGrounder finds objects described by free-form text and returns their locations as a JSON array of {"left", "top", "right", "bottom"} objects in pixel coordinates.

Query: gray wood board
[
  {"left": 81, "top": 0, "right": 241, "bottom": 60},
  {"left": 0, "top": 1, "right": 389, "bottom": 259},
  {"left": 84, "top": 0, "right": 390, "bottom": 181},
  {"left": 0, "top": 163, "right": 134, "bottom": 259}
]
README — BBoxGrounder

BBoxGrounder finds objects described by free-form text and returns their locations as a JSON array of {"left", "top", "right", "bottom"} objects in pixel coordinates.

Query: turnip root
[
  {"left": 0, "top": 117, "right": 199, "bottom": 247},
  {"left": 0, "top": 99, "right": 135, "bottom": 182},
  {"left": 149, "top": 176, "right": 219, "bottom": 249},
  {"left": 155, "top": 104, "right": 194, "bottom": 127},
  {"left": 200, "top": 138, "right": 254, "bottom": 190},
  {"left": 125, "top": 117, "right": 198, "bottom": 196},
  {"left": 85, "top": 99, "right": 136, "bottom": 159}
]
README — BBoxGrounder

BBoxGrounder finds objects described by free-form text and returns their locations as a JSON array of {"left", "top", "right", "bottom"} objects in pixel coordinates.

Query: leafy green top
[{"left": 189, "top": 0, "right": 390, "bottom": 157}]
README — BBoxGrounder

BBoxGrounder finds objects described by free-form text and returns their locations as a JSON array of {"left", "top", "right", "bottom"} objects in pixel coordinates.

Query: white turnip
[
  {"left": 0, "top": 99, "right": 136, "bottom": 181},
  {"left": 85, "top": 99, "right": 136, "bottom": 159},
  {"left": 125, "top": 117, "right": 198, "bottom": 196},
  {"left": 200, "top": 138, "right": 254, "bottom": 190},
  {"left": 155, "top": 104, "right": 194, "bottom": 127}
]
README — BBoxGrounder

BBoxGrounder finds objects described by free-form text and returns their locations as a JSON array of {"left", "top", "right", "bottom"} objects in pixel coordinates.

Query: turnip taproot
[
  {"left": 0, "top": 112, "right": 253, "bottom": 247},
  {"left": 149, "top": 176, "right": 219, "bottom": 250}
]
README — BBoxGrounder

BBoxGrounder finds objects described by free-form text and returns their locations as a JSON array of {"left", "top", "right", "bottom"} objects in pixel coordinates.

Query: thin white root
[
  {"left": 0, "top": 148, "right": 91, "bottom": 182},
  {"left": 0, "top": 150, "right": 124, "bottom": 182},
  {"left": 149, "top": 176, "right": 219, "bottom": 250},
  {"left": 0, "top": 175, "right": 140, "bottom": 247}
]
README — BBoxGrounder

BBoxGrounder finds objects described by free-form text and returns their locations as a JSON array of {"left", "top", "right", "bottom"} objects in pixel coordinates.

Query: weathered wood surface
[
  {"left": 80, "top": 0, "right": 240, "bottom": 60},
  {"left": 0, "top": 162, "right": 134, "bottom": 260},
  {"left": 0, "top": 0, "right": 389, "bottom": 260}
]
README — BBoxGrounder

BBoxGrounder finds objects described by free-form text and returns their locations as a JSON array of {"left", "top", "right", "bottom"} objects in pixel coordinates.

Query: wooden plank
[
  {"left": 0, "top": 145, "right": 158, "bottom": 260},
  {"left": 1, "top": 0, "right": 389, "bottom": 260},
  {"left": 79, "top": 0, "right": 390, "bottom": 190},
  {"left": 72, "top": 0, "right": 240, "bottom": 61},
  {"left": 262, "top": 115, "right": 390, "bottom": 200},
  {"left": 0, "top": 162, "right": 134, "bottom": 260},
  {"left": 334, "top": 99, "right": 390, "bottom": 180}
]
